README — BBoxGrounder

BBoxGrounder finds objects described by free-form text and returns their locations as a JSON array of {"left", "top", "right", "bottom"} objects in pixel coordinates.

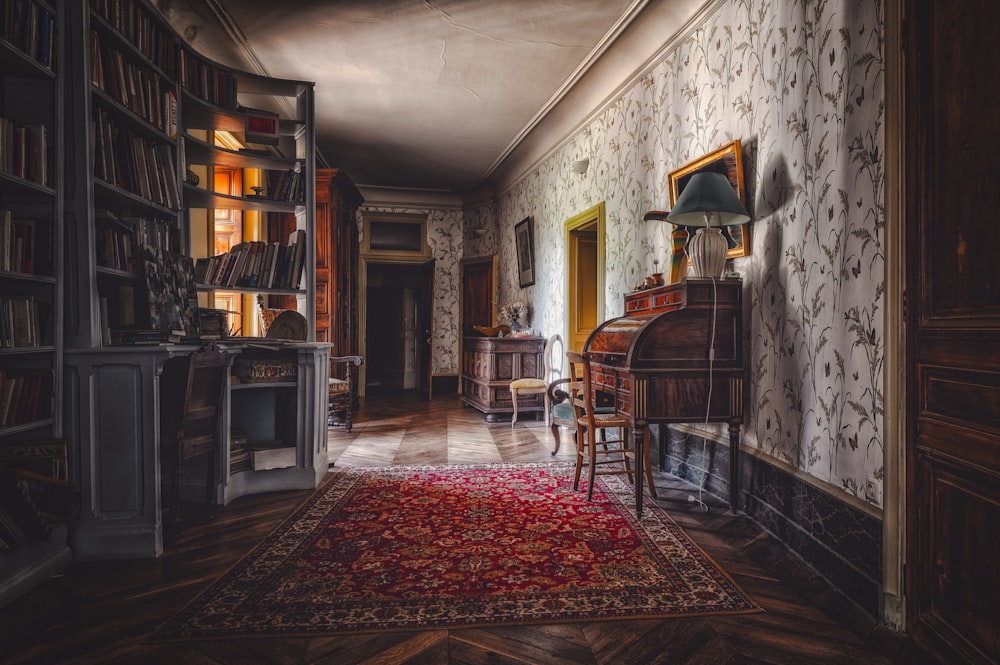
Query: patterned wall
[
  {"left": 474, "top": 0, "right": 885, "bottom": 508},
  {"left": 359, "top": 206, "right": 463, "bottom": 377}
]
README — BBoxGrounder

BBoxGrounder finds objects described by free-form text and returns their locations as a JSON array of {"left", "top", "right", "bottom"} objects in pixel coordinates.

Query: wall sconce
[{"left": 571, "top": 159, "right": 589, "bottom": 174}]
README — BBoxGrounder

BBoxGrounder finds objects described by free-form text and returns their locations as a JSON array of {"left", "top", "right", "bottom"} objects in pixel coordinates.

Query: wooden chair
[
  {"left": 547, "top": 375, "right": 582, "bottom": 456},
  {"left": 510, "top": 333, "right": 561, "bottom": 428},
  {"left": 568, "top": 351, "right": 657, "bottom": 501},
  {"left": 160, "top": 342, "right": 228, "bottom": 540},
  {"left": 548, "top": 350, "right": 616, "bottom": 456},
  {"left": 329, "top": 355, "right": 363, "bottom": 432}
]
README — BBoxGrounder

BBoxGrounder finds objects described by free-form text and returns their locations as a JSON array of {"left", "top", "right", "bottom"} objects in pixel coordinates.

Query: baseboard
[
  {"left": 432, "top": 374, "right": 459, "bottom": 395},
  {"left": 654, "top": 424, "right": 882, "bottom": 618}
]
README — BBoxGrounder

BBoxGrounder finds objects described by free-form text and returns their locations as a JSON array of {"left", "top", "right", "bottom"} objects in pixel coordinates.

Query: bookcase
[
  {"left": 0, "top": 0, "right": 72, "bottom": 606},
  {"left": 58, "top": 0, "right": 326, "bottom": 561}
]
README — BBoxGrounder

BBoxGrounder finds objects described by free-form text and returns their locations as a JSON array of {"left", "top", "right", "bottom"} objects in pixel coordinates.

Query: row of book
[
  {"left": 90, "top": 30, "right": 179, "bottom": 137},
  {"left": 93, "top": 107, "right": 181, "bottom": 209},
  {"left": 95, "top": 211, "right": 178, "bottom": 273},
  {"left": 194, "top": 229, "right": 307, "bottom": 291},
  {"left": 264, "top": 167, "right": 306, "bottom": 203},
  {"left": 181, "top": 49, "right": 238, "bottom": 110},
  {"left": 1, "top": 0, "right": 56, "bottom": 71},
  {"left": 0, "top": 368, "right": 55, "bottom": 427},
  {"left": 90, "top": 0, "right": 180, "bottom": 80},
  {"left": 0, "top": 117, "right": 48, "bottom": 186},
  {"left": 1, "top": 296, "right": 45, "bottom": 348},
  {"left": 0, "top": 210, "right": 38, "bottom": 275}
]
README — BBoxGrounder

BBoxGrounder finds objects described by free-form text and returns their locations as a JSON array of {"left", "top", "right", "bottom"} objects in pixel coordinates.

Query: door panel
[
  {"left": 906, "top": 2, "right": 1000, "bottom": 663},
  {"left": 460, "top": 256, "right": 497, "bottom": 333},
  {"left": 569, "top": 230, "right": 597, "bottom": 353}
]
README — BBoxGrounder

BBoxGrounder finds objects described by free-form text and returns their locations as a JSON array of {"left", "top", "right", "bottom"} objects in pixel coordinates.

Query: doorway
[
  {"left": 364, "top": 262, "right": 433, "bottom": 396},
  {"left": 565, "top": 203, "right": 606, "bottom": 353}
]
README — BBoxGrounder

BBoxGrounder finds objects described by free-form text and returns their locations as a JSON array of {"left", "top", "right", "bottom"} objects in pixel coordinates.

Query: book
[
  {"left": 248, "top": 441, "right": 295, "bottom": 471},
  {"left": 242, "top": 106, "right": 279, "bottom": 146}
]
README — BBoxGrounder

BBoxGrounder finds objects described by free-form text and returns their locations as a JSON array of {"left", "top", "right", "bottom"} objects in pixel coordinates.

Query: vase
[{"left": 509, "top": 319, "right": 527, "bottom": 333}]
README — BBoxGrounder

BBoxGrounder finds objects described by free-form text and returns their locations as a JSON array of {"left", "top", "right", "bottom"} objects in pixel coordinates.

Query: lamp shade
[{"left": 667, "top": 171, "right": 750, "bottom": 227}]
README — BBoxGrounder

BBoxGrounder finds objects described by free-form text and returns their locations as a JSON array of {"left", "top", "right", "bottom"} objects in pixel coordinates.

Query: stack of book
[
  {"left": 249, "top": 441, "right": 296, "bottom": 471},
  {"left": 229, "top": 429, "right": 251, "bottom": 474}
]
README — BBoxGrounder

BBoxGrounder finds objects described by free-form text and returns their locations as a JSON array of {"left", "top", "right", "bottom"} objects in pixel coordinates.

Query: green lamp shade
[
  {"left": 666, "top": 171, "right": 750, "bottom": 279},
  {"left": 667, "top": 171, "right": 750, "bottom": 227}
]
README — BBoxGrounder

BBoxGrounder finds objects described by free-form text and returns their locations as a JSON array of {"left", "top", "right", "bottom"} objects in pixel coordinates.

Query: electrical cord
[{"left": 687, "top": 276, "right": 717, "bottom": 513}]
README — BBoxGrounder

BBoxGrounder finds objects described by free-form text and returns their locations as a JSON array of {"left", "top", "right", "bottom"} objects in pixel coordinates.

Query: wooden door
[
  {"left": 905, "top": 3, "right": 1000, "bottom": 664},
  {"left": 420, "top": 260, "right": 435, "bottom": 400},
  {"left": 567, "top": 227, "right": 598, "bottom": 353},
  {"left": 460, "top": 256, "right": 497, "bottom": 333}
]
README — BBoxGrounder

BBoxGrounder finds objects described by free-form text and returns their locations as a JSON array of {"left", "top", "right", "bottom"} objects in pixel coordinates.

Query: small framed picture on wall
[{"left": 514, "top": 217, "right": 535, "bottom": 287}]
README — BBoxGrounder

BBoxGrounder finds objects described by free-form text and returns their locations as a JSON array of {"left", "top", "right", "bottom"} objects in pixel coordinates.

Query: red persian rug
[{"left": 155, "top": 463, "right": 758, "bottom": 639}]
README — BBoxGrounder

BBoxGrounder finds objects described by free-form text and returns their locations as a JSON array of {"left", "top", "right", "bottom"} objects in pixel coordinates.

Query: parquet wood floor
[{"left": 0, "top": 391, "right": 931, "bottom": 664}]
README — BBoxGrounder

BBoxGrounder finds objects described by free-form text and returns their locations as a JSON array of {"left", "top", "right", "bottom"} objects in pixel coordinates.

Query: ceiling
[{"left": 154, "top": 0, "right": 702, "bottom": 197}]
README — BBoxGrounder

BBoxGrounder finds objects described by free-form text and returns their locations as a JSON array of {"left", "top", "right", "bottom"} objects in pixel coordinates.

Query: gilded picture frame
[
  {"left": 514, "top": 217, "right": 535, "bottom": 288},
  {"left": 668, "top": 139, "right": 750, "bottom": 259}
]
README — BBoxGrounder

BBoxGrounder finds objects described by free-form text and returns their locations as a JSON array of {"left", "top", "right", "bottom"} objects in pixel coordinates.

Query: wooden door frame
[
  {"left": 882, "top": 0, "right": 906, "bottom": 631},
  {"left": 564, "top": 203, "right": 606, "bottom": 355}
]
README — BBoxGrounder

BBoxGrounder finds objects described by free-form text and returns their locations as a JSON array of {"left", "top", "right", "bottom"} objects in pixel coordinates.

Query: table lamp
[{"left": 666, "top": 171, "right": 750, "bottom": 278}]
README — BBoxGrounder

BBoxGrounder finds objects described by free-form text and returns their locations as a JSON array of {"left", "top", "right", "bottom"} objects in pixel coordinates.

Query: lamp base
[{"left": 687, "top": 227, "right": 728, "bottom": 279}]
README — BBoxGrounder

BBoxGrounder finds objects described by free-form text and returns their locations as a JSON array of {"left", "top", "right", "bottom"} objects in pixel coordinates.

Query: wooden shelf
[
  {"left": 182, "top": 184, "right": 303, "bottom": 213},
  {"left": 183, "top": 135, "right": 301, "bottom": 170}
]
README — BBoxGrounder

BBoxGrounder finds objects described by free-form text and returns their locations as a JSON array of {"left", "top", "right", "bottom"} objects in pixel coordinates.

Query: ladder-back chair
[
  {"left": 160, "top": 342, "right": 228, "bottom": 540},
  {"left": 568, "top": 350, "right": 657, "bottom": 501}
]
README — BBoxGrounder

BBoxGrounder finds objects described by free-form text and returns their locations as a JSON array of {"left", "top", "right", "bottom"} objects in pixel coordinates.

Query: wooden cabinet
[
  {"left": 461, "top": 336, "right": 544, "bottom": 422},
  {"left": 315, "top": 169, "right": 362, "bottom": 355}
]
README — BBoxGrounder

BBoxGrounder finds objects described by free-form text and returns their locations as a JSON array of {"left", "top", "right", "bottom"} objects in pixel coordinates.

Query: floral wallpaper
[
  {"left": 470, "top": 0, "right": 885, "bottom": 508},
  {"left": 359, "top": 206, "right": 463, "bottom": 376}
]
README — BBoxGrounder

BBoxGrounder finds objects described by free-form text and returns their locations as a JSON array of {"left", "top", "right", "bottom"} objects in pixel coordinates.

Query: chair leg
[
  {"left": 543, "top": 394, "right": 551, "bottom": 427},
  {"left": 573, "top": 426, "right": 586, "bottom": 491},
  {"left": 511, "top": 388, "right": 519, "bottom": 429},
  {"left": 550, "top": 422, "right": 561, "bottom": 455},
  {"left": 587, "top": 429, "right": 598, "bottom": 501}
]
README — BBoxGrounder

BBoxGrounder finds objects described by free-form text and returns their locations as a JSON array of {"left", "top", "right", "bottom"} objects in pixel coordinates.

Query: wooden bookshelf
[
  {"left": 57, "top": 0, "right": 325, "bottom": 564},
  {"left": 0, "top": 0, "right": 69, "bottom": 608}
]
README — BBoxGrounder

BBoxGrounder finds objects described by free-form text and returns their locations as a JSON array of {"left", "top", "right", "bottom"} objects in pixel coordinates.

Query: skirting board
[{"left": 653, "top": 424, "right": 882, "bottom": 617}]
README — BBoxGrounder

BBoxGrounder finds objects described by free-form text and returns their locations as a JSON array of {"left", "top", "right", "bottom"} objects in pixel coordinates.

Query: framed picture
[
  {"left": 514, "top": 217, "right": 535, "bottom": 287},
  {"left": 668, "top": 139, "right": 750, "bottom": 258}
]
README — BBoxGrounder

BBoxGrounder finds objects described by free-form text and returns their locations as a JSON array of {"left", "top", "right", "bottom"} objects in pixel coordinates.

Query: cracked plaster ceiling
[{"left": 154, "top": 0, "right": 694, "bottom": 196}]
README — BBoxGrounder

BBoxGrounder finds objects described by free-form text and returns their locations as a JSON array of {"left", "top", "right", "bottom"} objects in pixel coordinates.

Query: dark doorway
[{"left": 365, "top": 262, "right": 432, "bottom": 395}]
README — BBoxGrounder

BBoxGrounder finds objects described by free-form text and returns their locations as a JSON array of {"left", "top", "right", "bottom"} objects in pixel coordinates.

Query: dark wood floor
[{"left": 0, "top": 391, "right": 927, "bottom": 665}]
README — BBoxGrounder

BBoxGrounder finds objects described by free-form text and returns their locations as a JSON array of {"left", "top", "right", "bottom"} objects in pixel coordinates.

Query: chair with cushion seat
[
  {"left": 329, "top": 355, "right": 363, "bottom": 432},
  {"left": 511, "top": 333, "right": 561, "bottom": 429},
  {"left": 568, "top": 350, "right": 657, "bottom": 501}
]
